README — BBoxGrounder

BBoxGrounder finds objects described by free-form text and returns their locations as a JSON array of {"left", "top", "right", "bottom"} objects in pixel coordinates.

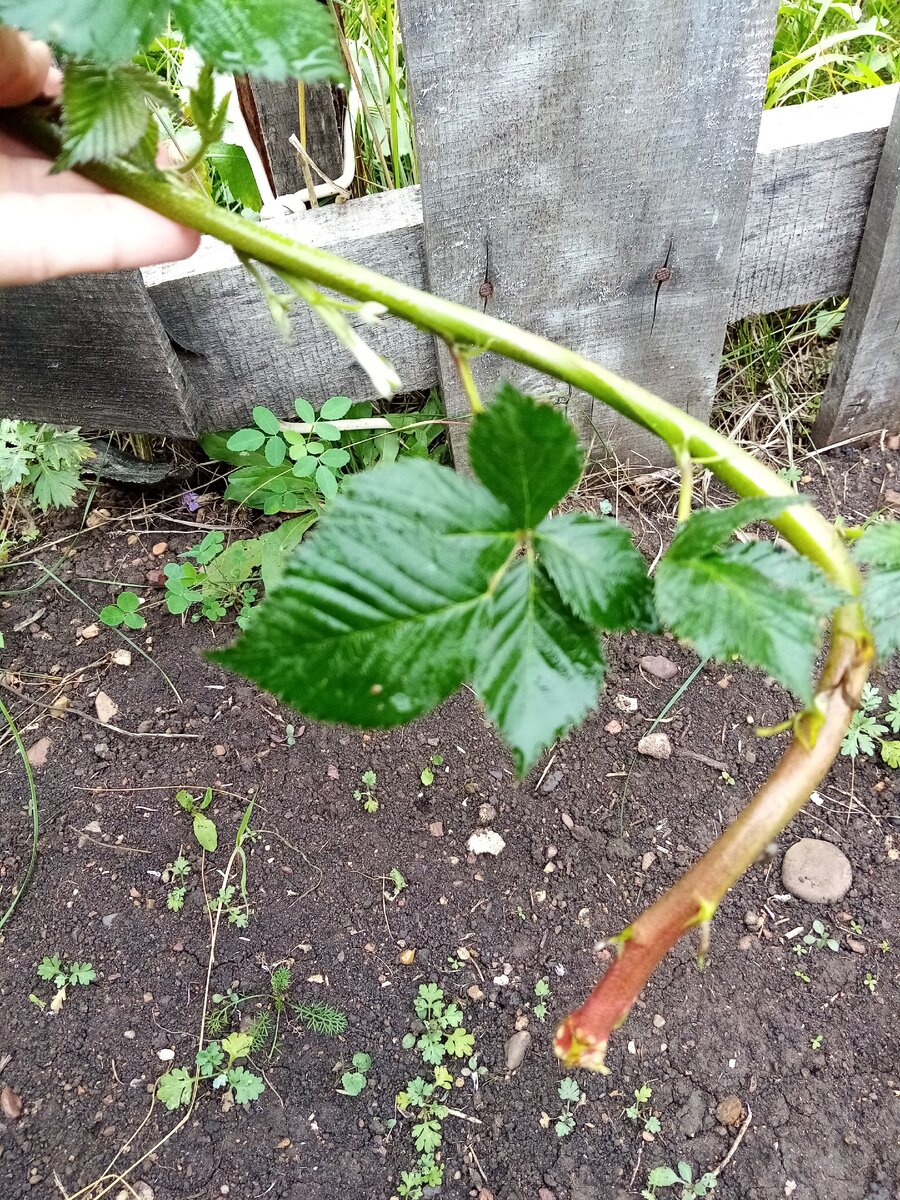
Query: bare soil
[{"left": 0, "top": 443, "right": 898, "bottom": 1200}]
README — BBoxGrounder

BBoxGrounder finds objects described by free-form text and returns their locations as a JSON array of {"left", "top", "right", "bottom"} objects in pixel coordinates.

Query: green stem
[
  {"left": 385, "top": 0, "right": 401, "bottom": 189},
  {"left": 448, "top": 345, "right": 484, "bottom": 414},
  {"left": 675, "top": 445, "right": 694, "bottom": 524}
]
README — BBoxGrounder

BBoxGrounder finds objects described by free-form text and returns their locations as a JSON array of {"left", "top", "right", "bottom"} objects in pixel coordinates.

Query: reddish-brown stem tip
[{"left": 555, "top": 616, "right": 871, "bottom": 1072}]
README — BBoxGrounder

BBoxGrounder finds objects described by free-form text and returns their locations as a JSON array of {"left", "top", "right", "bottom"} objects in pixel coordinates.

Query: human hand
[{"left": 0, "top": 27, "right": 200, "bottom": 286}]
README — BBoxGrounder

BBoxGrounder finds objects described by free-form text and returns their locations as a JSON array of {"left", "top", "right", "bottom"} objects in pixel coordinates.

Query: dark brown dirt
[{"left": 0, "top": 445, "right": 898, "bottom": 1200}]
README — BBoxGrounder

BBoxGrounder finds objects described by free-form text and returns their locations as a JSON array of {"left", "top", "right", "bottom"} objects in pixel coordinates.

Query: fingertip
[{"left": 0, "top": 28, "right": 53, "bottom": 107}]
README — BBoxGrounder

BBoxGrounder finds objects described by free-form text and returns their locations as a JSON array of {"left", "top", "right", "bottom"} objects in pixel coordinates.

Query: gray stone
[
  {"left": 640, "top": 654, "right": 678, "bottom": 680},
  {"left": 637, "top": 732, "right": 672, "bottom": 760},
  {"left": 504, "top": 1030, "right": 532, "bottom": 1070},
  {"left": 782, "top": 838, "right": 852, "bottom": 903}
]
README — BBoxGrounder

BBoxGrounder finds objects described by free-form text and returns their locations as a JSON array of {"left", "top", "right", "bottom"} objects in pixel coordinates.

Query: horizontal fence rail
[{"left": 1, "top": 77, "right": 898, "bottom": 442}]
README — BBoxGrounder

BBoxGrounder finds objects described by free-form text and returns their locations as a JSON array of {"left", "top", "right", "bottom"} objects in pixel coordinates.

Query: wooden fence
[{"left": 1, "top": 1, "right": 898, "bottom": 457}]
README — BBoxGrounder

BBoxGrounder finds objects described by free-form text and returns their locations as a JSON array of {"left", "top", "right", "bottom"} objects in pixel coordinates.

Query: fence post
[
  {"left": 0, "top": 271, "right": 197, "bottom": 436},
  {"left": 235, "top": 79, "right": 343, "bottom": 197},
  {"left": 399, "top": 0, "right": 780, "bottom": 462},
  {"left": 813, "top": 93, "right": 900, "bottom": 445}
]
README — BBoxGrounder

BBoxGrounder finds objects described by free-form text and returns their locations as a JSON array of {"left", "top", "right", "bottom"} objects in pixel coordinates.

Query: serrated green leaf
[
  {"left": 37, "top": 955, "right": 62, "bottom": 982},
  {"left": 558, "top": 1077, "right": 582, "bottom": 1102},
  {"left": 473, "top": 559, "right": 605, "bottom": 776},
  {"left": 222, "top": 1030, "right": 253, "bottom": 1061},
  {"left": 193, "top": 812, "right": 218, "bottom": 853},
  {"left": 172, "top": 0, "right": 345, "bottom": 82},
  {"left": 195, "top": 1042, "right": 224, "bottom": 1077},
  {"left": 320, "top": 395, "right": 353, "bottom": 420},
  {"left": 656, "top": 504, "right": 843, "bottom": 704},
  {"left": 469, "top": 383, "right": 582, "bottom": 527},
  {"left": 210, "top": 461, "right": 514, "bottom": 728},
  {"left": 156, "top": 1066, "right": 193, "bottom": 1111},
  {"left": 68, "top": 961, "right": 96, "bottom": 986},
  {"left": 443, "top": 1027, "right": 474, "bottom": 1058},
  {"left": 30, "top": 466, "right": 81, "bottom": 511},
  {"left": 0, "top": 0, "right": 166, "bottom": 62},
  {"left": 669, "top": 496, "right": 806, "bottom": 556},
  {"left": 881, "top": 741, "right": 900, "bottom": 768},
  {"left": 854, "top": 521, "right": 900, "bottom": 659},
  {"left": 536, "top": 512, "right": 656, "bottom": 630},
  {"left": 60, "top": 63, "right": 169, "bottom": 167},
  {"left": 227, "top": 1065, "right": 264, "bottom": 1104},
  {"left": 412, "top": 1117, "right": 442, "bottom": 1154}
]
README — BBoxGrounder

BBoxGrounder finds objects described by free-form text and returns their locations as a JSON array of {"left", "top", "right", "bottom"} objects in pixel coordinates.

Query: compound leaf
[
  {"left": 656, "top": 503, "right": 843, "bottom": 704},
  {"left": 473, "top": 559, "right": 605, "bottom": 776},
  {"left": 211, "top": 461, "right": 515, "bottom": 727},
  {"left": 172, "top": 0, "right": 345, "bottom": 82},
  {"left": 854, "top": 521, "right": 900, "bottom": 660},
  {"left": 469, "top": 384, "right": 582, "bottom": 528},
  {"left": 536, "top": 512, "right": 656, "bottom": 630}
]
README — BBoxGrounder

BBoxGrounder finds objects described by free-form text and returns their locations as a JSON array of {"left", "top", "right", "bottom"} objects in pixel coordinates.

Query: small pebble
[
  {"left": 640, "top": 654, "right": 678, "bottom": 680},
  {"left": 782, "top": 838, "right": 852, "bottom": 903},
  {"left": 467, "top": 829, "right": 505, "bottom": 856},
  {"left": 638, "top": 732, "right": 672, "bottom": 760},
  {"left": 1, "top": 1086, "right": 22, "bottom": 1120},
  {"left": 504, "top": 1030, "right": 532, "bottom": 1070}
]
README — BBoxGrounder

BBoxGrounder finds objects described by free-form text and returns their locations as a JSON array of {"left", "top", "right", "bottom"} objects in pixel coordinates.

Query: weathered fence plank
[
  {"left": 237, "top": 78, "right": 343, "bottom": 197},
  {"left": 732, "top": 84, "right": 898, "bottom": 319},
  {"left": 2, "top": 88, "right": 897, "bottom": 437},
  {"left": 399, "top": 0, "right": 780, "bottom": 461},
  {"left": 144, "top": 188, "right": 432, "bottom": 431},
  {"left": 0, "top": 271, "right": 196, "bottom": 436},
  {"left": 813, "top": 91, "right": 900, "bottom": 443}
]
